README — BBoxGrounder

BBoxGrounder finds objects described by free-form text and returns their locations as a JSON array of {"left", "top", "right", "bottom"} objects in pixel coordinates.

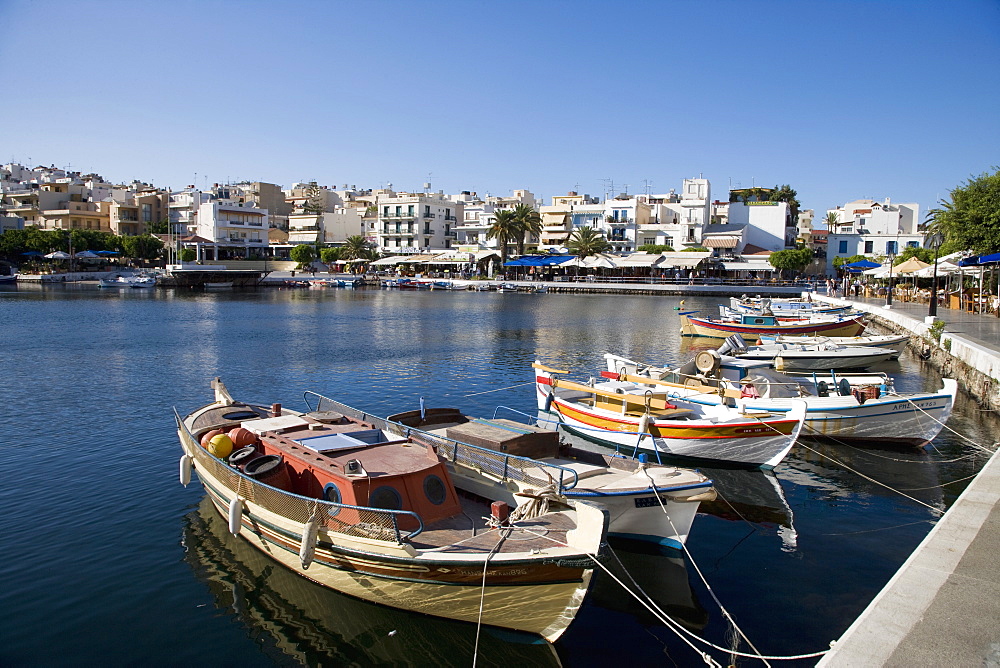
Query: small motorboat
[
  {"left": 721, "top": 335, "right": 896, "bottom": 371},
  {"left": 204, "top": 281, "right": 233, "bottom": 290},
  {"left": 386, "top": 406, "right": 716, "bottom": 549},
  {"left": 533, "top": 362, "right": 806, "bottom": 469},
  {"left": 604, "top": 349, "right": 957, "bottom": 447},
  {"left": 176, "top": 380, "right": 608, "bottom": 642},
  {"left": 758, "top": 333, "right": 910, "bottom": 359}
]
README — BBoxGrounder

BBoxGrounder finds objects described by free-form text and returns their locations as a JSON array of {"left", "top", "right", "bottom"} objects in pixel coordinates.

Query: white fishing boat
[
  {"left": 176, "top": 380, "right": 608, "bottom": 642},
  {"left": 729, "top": 296, "right": 852, "bottom": 317},
  {"left": 386, "top": 406, "right": 717, "bottom": 549},
  {"left": 724, "top": 336, "right": 897, "bottom": 371},
  {"left": 605, "top": 349, "right": 956, "bottom": 447},
  {"left": 758, "top": 333, "right": 910, "bottom": 359},
  {"left": 533, "top": 362, "right": 806, "bottom": 469}
]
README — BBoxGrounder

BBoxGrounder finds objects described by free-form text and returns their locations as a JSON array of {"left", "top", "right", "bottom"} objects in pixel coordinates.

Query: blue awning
[
  {"left": 959, "top": 253, "right": 1000, "bottom": 267},
  {"left": 842, "top": 259, "right": 881, "bottom": 269},
  {"left": 504, "top": 255, "right": 575, "bottom": 267}
]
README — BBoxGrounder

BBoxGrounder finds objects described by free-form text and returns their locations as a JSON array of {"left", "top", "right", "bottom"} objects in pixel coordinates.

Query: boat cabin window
[
  {"left": 369, "top": 486, "right": 403, "bottom": 510},
  {"left": 423, "top": 475, "right": 447, "bottom": 505},
  {"left": 323, "top": 483, "right": 342, "bottom": 516}
]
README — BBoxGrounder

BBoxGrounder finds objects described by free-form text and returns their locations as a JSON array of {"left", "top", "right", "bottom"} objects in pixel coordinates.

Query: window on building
[
  {"left": 407, "top": 205, "right": 414, "bottom": 216},
  {"left": 142, "top": 203, "right": 152, "bottom": 222},
  {"left": 395, "top": 206, "right": 401, "bottom": 216},
  {"left": 864, "top": 241, "right": 874, "bottom": 253},
  {"left": 383, "top": 206, "right": 389, "bottom": 216},
  {"left": 906, "top": 241, "right": 919, "bottom": 248},
  {"left": 838, "top": 240, "right": 848, "bottom": 254},
  {"left": 886, "top": 241, "right": 898, "bottom": 255}
]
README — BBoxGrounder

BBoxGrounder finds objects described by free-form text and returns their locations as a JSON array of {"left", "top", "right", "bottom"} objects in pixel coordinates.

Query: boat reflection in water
[
  {"left": 696, "top": 467, "right": 798, "bottom": 552},
  {"left": 181, "top": 497, "right": 562, "bottom": 667}
]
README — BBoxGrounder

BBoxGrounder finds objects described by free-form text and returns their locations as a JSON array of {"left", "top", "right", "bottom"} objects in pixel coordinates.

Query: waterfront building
[
  {"left": 450, "top": 189, "right": 537, "bottom": 252},
  {"left": 726, "top": 187, "right": 797, "bottom": 252},
  {"left": 636, "top": 178, "right": 712, "bottom": 249},
  {"left": 193, "top": 200, "right": 269, "bottom": 260},
  {"left": 374, "top": 189, "right": 464, "bottom": 254},
  {"left": 825, "top": 198, "right": 922, "bottom": 273},
  {"left": 107, "top": 189, "right": 168, "bottom": 236}
]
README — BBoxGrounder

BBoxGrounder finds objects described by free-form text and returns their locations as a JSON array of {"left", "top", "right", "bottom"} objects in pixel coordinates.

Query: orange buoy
[
  {"left": 200, "top": 429, "right": 224, "bottom": 449},
  {"left": 228, "top": 427, "right": 258, "bottom": 447},
  {"left": 207, "top": 433, "right": 234, "bottom": 459}
]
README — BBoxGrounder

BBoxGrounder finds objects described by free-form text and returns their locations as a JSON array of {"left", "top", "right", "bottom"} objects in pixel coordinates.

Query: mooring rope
[{"left": 471, "top": 526, "right": 510, "bottom": 668}]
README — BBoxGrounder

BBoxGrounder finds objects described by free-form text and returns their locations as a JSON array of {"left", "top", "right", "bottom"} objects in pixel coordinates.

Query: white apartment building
[
  {"left": 194, "top": 200, "right": 269, "bottom": 259},
  {"left": 825, "top": 198, "right": 923, "bottom": 273},
  {"left": 451, "top": 189, "right": 537, "bottom": 250},
  {"left": 636, "top": 178, "right": 711, "bottom": 249},
  {"left": 374, "top": 190, "right": 463, "bottom": 254}
]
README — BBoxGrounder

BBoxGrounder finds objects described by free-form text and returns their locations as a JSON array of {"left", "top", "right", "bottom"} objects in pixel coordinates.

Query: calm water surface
[{"left": 1, "top": 284, "right": 993, "bottom": 667}]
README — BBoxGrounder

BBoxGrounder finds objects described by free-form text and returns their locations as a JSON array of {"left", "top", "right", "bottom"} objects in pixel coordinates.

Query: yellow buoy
[{"left": 207, "top": 433, "right": 234, "bottom": 459}]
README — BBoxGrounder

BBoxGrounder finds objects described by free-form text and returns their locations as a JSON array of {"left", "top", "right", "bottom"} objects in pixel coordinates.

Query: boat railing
[
  {"left": 491, "top": 404, "right": 666, "bottom": 465},
  {"left": 302, "top": 392, "right": 580, "bottom": 493},
  {"left": 176, "top": 409, "right": 424, "bottom": 544}
]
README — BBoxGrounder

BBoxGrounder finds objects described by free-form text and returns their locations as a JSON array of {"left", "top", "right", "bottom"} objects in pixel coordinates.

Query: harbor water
[{"left": 1, "top": 284, "right": 993, "bottom": 666}]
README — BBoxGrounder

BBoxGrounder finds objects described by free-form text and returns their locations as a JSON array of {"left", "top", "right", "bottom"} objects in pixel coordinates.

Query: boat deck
[{"left": 413, "top": 494, "right": 575, "bottom": 554}]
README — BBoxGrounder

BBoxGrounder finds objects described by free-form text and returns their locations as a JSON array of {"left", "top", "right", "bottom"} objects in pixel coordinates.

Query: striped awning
[{"left": 703, "top": 236, "right": 740, "bottom": 248}]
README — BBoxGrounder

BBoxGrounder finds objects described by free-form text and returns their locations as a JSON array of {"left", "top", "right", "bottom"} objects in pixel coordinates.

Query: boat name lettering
[
  {"left": 893, "top": 401, "right": 935, "bottom": 411},
  {"left": 454, "top": 567, "right": 531, "bottom": 577},
  {"left": 634, "top": 495, "right": 668, "bottom": 508}
]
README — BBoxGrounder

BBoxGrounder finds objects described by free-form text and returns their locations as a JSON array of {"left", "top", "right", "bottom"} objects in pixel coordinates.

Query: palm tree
[
  {"left": 486, "top": 209, "right": 518, "bottom": 267},
  {"left": 566, "top": 226, "right": 609, "bottom": 259},
  {"left": 512, "top": 203, "right": 542, "bottom": 256},
  {"left": 341, "top": 234, "right": 375, "bottom": 261},
  {"left": 823, "top": 211, "right": 839, "bottom": 229},
  {"left": 923, "top": 197, "right": 955, "bottom": 241}
]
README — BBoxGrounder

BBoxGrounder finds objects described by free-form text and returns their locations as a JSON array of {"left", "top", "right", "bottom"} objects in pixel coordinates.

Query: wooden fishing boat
[
  {"left": 680, "top": 310, "right": 867, "bottom": 338},
  {"left": 533, "top": 363, "right": 806, "bottom": 469},
  {"left": 728, "top": 341, "right": 896, "bottom": 371},
  {"left": 176, "top": 380, "right": 608, "bottom": 642},
  {"left": 605, "top": 351, "right": 957, "bottom": 447},
  {"left": 385, "top": 406, "right": 716, "bottom": 549}
]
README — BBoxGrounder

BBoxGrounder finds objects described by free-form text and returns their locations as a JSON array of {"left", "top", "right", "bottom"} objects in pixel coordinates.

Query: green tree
[
  {"left": 320, "top": 247, "right": 341, "bottom": 265},
  {"left": 486, "top": 209, "right": 519, "bottom": 267},
  {"left": 895, "top": 246, "right": 935, "bottom": 264},
  {"left": 823, "top": 211, "right": 839, "bottom": 228},
  {"left": 290, "top": 244, "right": 316, "bottom": 268},
  {"left": 832, "top": 254, "right": 868, "bottom": 269},
  {"left": 768, "top": 248, "right": 813, "bottom": 277},
  {"left": 302, "top": 181, "right": 325, "bottom": 215},
  {"left": 637, "top": 244, "right": 674, "bottom": 253},
  {"left": 512, "top": 203, "right": 542, "bottom": 256},
  {"left": 681, "top": 246, "right": 709, "bottom": 252},
  {"left": 121, "top": 234, "right": 164, "bottom": 260},
  {"left": 927, "top": 168, "right": 1000, "bottom": 254},
  {"left": 770, "top": 184, "right": 801, "bottom": 223},
  {"left": 566, "top": 226, "right": 609, "bottom": 258},
  {"left": 148, "top": 218, "right": 169, "bottom": 234},
  {"left": 179, "top": 248, "right": 196, "bottom": 262}
]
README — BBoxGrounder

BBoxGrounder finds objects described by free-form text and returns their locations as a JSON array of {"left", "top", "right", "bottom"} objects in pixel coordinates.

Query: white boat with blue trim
[
  {"left": 386, "top": 406, "right": 717, "bottom": 549},
  {"left": 605, "top": 349, "right": 956, "bottom": 447}
]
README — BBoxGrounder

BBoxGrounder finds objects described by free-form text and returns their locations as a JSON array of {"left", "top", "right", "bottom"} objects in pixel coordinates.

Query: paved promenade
[{"left": 817, "top": 295, "right": 1000, "bottom": 667}]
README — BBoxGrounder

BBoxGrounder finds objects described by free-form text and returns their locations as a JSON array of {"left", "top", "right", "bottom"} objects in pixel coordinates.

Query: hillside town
[{"left": 0, "top": 161, "right": 930, "bottom": 279}]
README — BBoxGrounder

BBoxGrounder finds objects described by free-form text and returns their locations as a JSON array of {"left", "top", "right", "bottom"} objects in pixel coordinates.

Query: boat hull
[
  {"left": 744, "top": 380, "right": 957, "bottom": 446},
  {"left": 680, "top": 313, "right": 867, "bottom": 338},
  {"left": 536, "top": 385, "right": 802, "bottom": 469}
]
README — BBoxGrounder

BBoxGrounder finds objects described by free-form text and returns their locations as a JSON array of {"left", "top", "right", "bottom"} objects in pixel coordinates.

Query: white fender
[
  {"left": 637, "top": 413, "right": 650, "bottom": 439},
  {"left": 299, "top": 517, "right": 319, "bottom": 569},
  {"left": 179, "top": 454, "right": 193, "bottom": 487},
  {"left": 228, "top": 497, "right": 244, "bottom": 536}
]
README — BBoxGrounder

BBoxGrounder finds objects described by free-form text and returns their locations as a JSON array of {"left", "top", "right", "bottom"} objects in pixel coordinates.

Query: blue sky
[{"left": 1, "top": 0, "right": 997, "bottom": 217}]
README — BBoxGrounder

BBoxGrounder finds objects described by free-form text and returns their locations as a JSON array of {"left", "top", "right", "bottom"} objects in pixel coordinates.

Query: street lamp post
[
  {"left": 927, "top": 233, "right": 944, "bottom": 317},
  {"left": 885, "top": 252, "right": 896, "bottom": 308}
]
